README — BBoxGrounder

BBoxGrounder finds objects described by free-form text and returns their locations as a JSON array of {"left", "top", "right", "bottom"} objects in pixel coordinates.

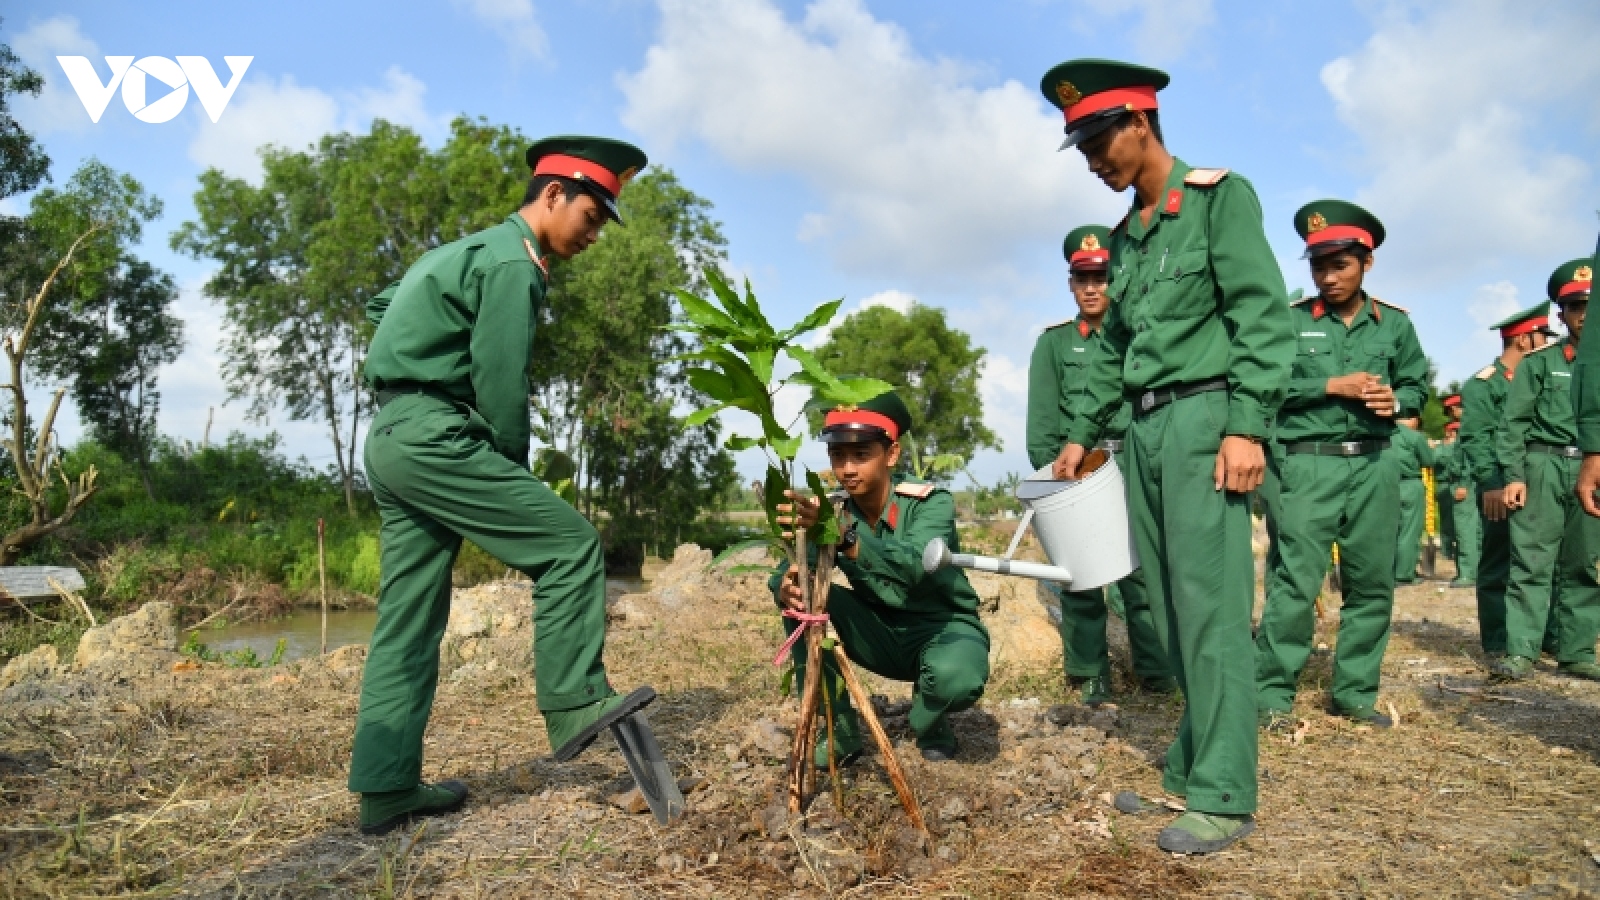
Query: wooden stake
[
  {"left": 317, "top": 518, "right": 328, "bottom": 656},
  {"left": 831, "top": 642, "right": 926, "bottom": 834}
]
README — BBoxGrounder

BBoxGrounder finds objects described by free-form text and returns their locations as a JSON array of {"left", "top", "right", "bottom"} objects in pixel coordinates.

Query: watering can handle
[{"left": 1001, "top": 509, "right": 1034, "bottom": 560}]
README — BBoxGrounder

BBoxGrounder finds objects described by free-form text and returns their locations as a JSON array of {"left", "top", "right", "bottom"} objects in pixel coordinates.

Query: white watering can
[{"left": 923, "top": 448, "right": 1140, "bottom": 590}]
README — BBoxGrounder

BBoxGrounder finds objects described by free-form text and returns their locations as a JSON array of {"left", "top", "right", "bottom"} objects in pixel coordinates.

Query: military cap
[
  {"left": 1441, "top": 394, "right": 1461, "bottom": 409},
  {"left": 1489, "top": 301, "right": 1557, "bottom": 339},
  {"left": 820, "top": 390, "right": 913, "bottom": 445},
  {"left": 1063, "top": 225, "right": 1112, "bottom": 272},
  {"left": 1445, "top": 421, "right": 1460, "bottom": 433},
  {"left": 525, "top": 136, "right": 647, "bottom": 225},
  {"left": 1038, "top": 59, "right": 1169, "bottom": 150},
  {"left": 1547, "top": 257, "right": 1594, "bottom": 304},
  {"left": 1293, "top": 199, "right": 1386, "bottom": 258}
]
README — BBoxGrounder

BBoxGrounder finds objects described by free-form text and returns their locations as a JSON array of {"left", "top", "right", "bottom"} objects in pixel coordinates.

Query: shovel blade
[{"left": 610, "top": 711, "right": 685, "bottom": 825}]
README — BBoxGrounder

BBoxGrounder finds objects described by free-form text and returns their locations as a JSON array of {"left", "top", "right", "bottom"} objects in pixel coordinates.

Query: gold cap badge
[
  {"left": 1055, "top": 80, "right": 1082, "bottom": 106},
  {"left": 1080, "top": 234, "right": 1101, "bottom": 251},
  {"left": 1306, "top": 212, "right": 1328, "bottom": 233},
  {"left": 834, "top": 404, "right": 858, "bottom": 413},
  {"left": 1578, "top": 266, "right": 1593, "bottom": 283}
]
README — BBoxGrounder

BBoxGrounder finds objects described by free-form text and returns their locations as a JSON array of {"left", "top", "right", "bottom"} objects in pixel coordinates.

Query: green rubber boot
[
  {"left": 1140, "top": 675, "right": 1179, "bottom": 695},
  {"left": 1156, "top": 811, "right": 1255, "bottom": 855},
  {"left": 1558, "top": 661, "right": 1600, "bottom": 682},
  {"left": 814, "top": 705, "right": 864, "bottom": 769},
  {"left": 916, "top": 714, "right": 958, "bottom": 762},
  {"left": 1488, "top": 655, "right": 1534, "bottom": 683},
  {"left": 1075, "top": 675, "right": 1113, "bottom": 708},
  {"left": 545, "top": 686, "right": 656, "bottom": 762},
  {"left": 360, "top": 781, "right": 468, "bottom": 835}
]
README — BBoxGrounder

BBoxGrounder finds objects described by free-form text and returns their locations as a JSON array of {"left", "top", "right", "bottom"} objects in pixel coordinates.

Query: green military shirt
[
  {"left": 1277, "top": 293, "right": 1429, "bottom": 442},
  {"left": 1459, "top": 359, "right": 1512, "bottom": 489},
  {"left": 1572, "top": 254, "right": 1600, "bottom": 452},
  {"left": 770, "top": 476, "right": 980, "bottom": 616},
  {"left": 1064, "top": 159, "right": 1295, "bottom": 446},
  {"left": 1026, "top": 319, "right": 1130, "bottom": 470},
  {"left": 1387, "top": 425, "right": 1433, "bottom": 479},
  {"left": 364, "top": 213, "right": 549, "bottom": 467},
  {"left": 1497, "top": 339, "right": 1578, "bottom": 484}
]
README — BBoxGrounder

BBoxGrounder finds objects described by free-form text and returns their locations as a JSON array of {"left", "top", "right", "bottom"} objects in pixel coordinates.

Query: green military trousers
[
  {"left": 1451, "top": 488, "right": 1481, "bottom": 584},
  {"left": 1255, "top": 449, "right": 1398, "bottom": 715},
  {"left": 1476, "top": 488, "right": 1511, "bottom": 655},
  {"left": 348, "top": 394, "right": 613, "bottom": 793},
  {"left": 1056, "top": 453, "right": 1171, "bottom": 682},
  {"left": 1437, "top": 485, "right": 1458, "bottom": 560},
  {"left": 1503, "top": 451, "right": 1600, "bottom": 664},
  {"left": 1124, "top": 391, "right": 1257, "bottom": 816},
  {"left": 784, "top": 585, "right": 989, "bottom": 741},
  {"left": 1394, "top": 477, "right": 1426, "bottom": 582}
]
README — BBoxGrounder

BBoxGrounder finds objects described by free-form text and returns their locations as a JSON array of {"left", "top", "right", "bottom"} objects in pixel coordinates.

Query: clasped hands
[{"left": 1326, "top": 372, "right": 1396, "bottom": 417}]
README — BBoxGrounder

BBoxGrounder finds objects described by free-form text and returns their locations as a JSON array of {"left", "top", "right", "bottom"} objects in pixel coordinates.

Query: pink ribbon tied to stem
[{"left": 773, "top": 609, "right": 830, "bottom": 666}]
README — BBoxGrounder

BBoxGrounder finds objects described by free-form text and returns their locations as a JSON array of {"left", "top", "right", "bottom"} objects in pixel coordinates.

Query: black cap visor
[
  {"left": 1059, "top": 108, "right": 1125, "bottom": 151},
  {"left": 574, "top": 179, "right": 625, "bottom": 226},
  {"left": 1068, "top": 261, "right": 1110, "bottom": 276},
  {"left": 1302, "top": 238, "right": 1367, "bottom": 260},
  {"left": 1556, "top": 290, "right": 1591, "bottom": 309},
  {"left": 821, "top": 424, "right": 893, "bottom": 445}
]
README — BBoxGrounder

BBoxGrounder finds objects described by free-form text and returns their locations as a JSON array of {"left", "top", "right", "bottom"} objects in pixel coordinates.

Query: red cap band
[
  {"left": 1069, "top": 250, "right": 1109, "bottom": 269},
  {"left": 1502, "top": 315, "right": 1549, "bottom": 338},
  {"left": 532, "top": 154, "right": 621, "bottom": 196},
  {"left": 1442, "top": 395, "right": 1461, "bottom": 408},
  {"left": 1558, "top": 281, "right": 1592, "bottom": 298},
  {"left": 1445, "top": 422, "right": 1460, "bottom": 431},
  {"left": 824, "top": 408, "right": 900, "bottom": 440},
  {"left": 1306, "top": 225, "right": 1374, "bottom": 249},
  {"left": 1063, "top": 86, "right": 1159, "bottom": 127}
]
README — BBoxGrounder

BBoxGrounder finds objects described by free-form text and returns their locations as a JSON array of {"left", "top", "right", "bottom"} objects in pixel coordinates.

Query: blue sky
[{"left": 5, "top": 0, "right": 1599, "bottom": 485}]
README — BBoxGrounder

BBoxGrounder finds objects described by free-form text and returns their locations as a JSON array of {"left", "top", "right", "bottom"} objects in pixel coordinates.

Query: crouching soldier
[{"left": 771, "top": 391, "right": 990, "bottom": 763}]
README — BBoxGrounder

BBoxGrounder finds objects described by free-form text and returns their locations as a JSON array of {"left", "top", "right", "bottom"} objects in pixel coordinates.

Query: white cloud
[
  {"left": 8, "top": 16, "right": 100, "bottom": 135},
  {"left": 978, "top": 351, "right": 1028, "bottom": 465},
  {"left": 1457, "top": 279, "right": 1521, "bottom": 370},
  {"left": 1323, "top": 0, "right": 1600, "bottom": 283},
  {"left": 453, "top": 0, "right": 548, "bottom": 59},
  {"left": 620, "top": 0, "right": 1121, "bottom": 286},
  {"left": 807, "top": 288, "right": 916, "bottom": 347},
  {"left": 1073, "top": 0, "right": 1215, "bottom": 65},
  {"left": 187, "top": 66, "right": 446, "bottom": 183}
]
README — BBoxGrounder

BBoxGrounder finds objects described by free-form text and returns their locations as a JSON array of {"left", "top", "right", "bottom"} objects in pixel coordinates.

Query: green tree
[
  {"left": 812, "top": 303, "right": 998, "bottom": 469},
  {"left": 0, "top": 21, "right": 48, "bottom": 205},
  {"left": 175, "top": 117, "right": 528, "bottom": 514}
]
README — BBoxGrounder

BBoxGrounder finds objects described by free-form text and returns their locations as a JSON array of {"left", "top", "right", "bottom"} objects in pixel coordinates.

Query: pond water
[{"left": 204, "top": 576, "right": 648, "bottom": 663}]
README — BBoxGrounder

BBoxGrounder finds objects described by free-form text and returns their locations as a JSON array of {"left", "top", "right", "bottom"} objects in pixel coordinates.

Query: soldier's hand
[
  {"left": 1214, "top": 435, "right": 1266, "bottom": 493},
  {"left": 1503, "top": 482, "right": 1527, "bottom": 511},
  {"left": 1482, "top": 488, "right": 1508, "bottom": 521},
  {"left": 1453, "top": 486, "right": 1468, "bottom": 502},
  {"left": 1054, "top": 443, "right": 1088, "bottom": 480},
  {"left": 1327, "top": 372, "right": 1378, "bottom": 400},
  {"left": 1360, "top": 380, "right": 1396, "bottom": 417},
  {"left": 1578, "top": 455, "right": 1600, "bottom": 517},
  {"left": 777, "top": 568, "right": 804, "bottom": 610},
  {"left": 775, "top": 490, "right": 821, "bottom": 539}
]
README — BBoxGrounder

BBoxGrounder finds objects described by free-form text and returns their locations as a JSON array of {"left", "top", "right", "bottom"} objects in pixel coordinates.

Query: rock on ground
[
  {"left": 442, "top": 579, "right": 533, "bottom": 670},
  {"left": 73, "top": 601, "right": 179, "bottom": 681},
  {"left": 0, "top": 644, "right": 59, "bottom": 689}
]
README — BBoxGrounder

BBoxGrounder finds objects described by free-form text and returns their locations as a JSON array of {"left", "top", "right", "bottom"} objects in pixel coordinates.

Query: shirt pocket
[
  {"left": 1357, "top": 340, "right": 1396, "bottom": 375},
  {"left": 1292, "top": 333, "right": 1337, "bottom": 379},
  {"left": 1147, "top": 247, "right": 1212, "bottom": 320},
  {"left": 1537, "top": 370, "right": 1573, "bottom": 426}
]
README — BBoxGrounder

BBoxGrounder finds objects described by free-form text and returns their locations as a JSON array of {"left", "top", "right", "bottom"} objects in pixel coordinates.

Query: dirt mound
[
  {"left": 72, "top": 601, "right": 179, "bottom": 682},
  {"left": 610, "top": 543, "right": 776, "bottom": 628},
  {"left": 0, "top": 644, "right": 59, "bottom": 690},
  {"left": 968, "top": 571, "right": 1062, "bottom": 671},
  {"left": 442, "top": 579, "right": 534, "bottom": 672}
]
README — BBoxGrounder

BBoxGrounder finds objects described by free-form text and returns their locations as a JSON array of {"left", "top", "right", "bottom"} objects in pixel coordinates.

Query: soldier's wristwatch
[{"left": 840, "top": 523, "right": 859, "bottom": 554}]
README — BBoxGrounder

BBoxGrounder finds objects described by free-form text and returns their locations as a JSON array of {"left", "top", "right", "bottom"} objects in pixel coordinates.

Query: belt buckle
[
  {"left": 1568, "top": 446, "right": 1582, "bottom": 458},
  {"left": 1139, "top": 391, "right": 1156, "bottom": 412},
  {"left": 1340, "top": 441, "right": 1362, "bottom": 456}
]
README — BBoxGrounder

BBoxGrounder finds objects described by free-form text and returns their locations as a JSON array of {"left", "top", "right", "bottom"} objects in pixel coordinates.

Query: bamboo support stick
[
  {"left": 317, "top": 518, "right": 328, "bottom": 656},
  {"left": 831, "top": 642, "right": 926, "bottom": 834}
]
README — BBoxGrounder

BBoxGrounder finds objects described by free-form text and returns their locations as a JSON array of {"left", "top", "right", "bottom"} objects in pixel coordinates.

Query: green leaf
[
  {"left": 778, "top": 298, "right": 843, "bottom": 342},
  {"left": 764, "top": 464, "right": 790, "bottom": 539},
  {"left": 674, "top": 288, "right": 741, "bottom": 336},
  {"left": 805, "top": 468, "right": 841, "bottom": 545},
  {"left": 747, "top": 347, "right": 776, "bottom": 385},
  {"left": 707, "top": 269, "right": 767, "bottom": 335},
  {"left": 725, "top": 434, "right": 763, "bottom": 452},
  {"left": 681, "top": 404, "right": 728, "bottom": 428},
  {"left": 779, "top": 665, "right": 795, "bottom": 698},
  {"left": 770, "top": 431, "right": 803, "bottom": 460},
  {"left": 709, "top": 537, "right": 775, "bottom": 568},
  {"left": 833, "top": 376, "right": 898, "bottom": 405},
  {"left": 685, "top": 368, "right": 740, "bottom": 405}
]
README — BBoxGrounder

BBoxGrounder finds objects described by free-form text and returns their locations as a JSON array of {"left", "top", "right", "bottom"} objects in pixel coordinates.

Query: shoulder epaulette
[
  {"left": 894, "top": 482, "right": 936, "bottom": 499},
  {"left": 1529, "top": 341, "right": 1561, "bottom": 354},
  {"left": 1043, "top": 317, "right": 1075, "bottom": 331},
  {"left": 1373, "top": 296, "right": 1409, "bottom": 314},
  {"left": 1474, "top": 365, "right": 1497, "bottom": 380},
  {"left": 1183, "top": 168, "right": 1231, "bottom": 187},
  {"left": 1290, "top": 294, "right": 1313, "bottom": 306}
]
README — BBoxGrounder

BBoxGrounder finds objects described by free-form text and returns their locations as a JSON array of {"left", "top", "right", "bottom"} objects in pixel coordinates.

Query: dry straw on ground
[{"left": 2, "top": 542, "right": 1599, "bottom": 897}]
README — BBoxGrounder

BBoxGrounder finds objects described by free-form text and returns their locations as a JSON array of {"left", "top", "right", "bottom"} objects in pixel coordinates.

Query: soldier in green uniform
[
  {"left": 1253, "top": 200, "right": 1428, "bottom": 730},
  {"left": 772, "top": 391, "right": 990, "bottom": 763},
  {"left": 1458, "top": 304, "right": 1554, "bottom": 657},
  {"left": 1435, "top": 420, "right": 1460, "bottom": 570},
  {"left": 1490, "top": 259, "right": 1600, "bottom": 682},
  {"left": 1027, "top": 224, "right": 1175, "bottom": 707},
  {"left": 1571, "top": 242, "right": 1600, "bottom": 517},
  {"left": 1388, "top": 417, "right": 1434, "bottom": 585},
  {"left": 1039, "top": 59, "right": 1294, "bottom": 854},
  {"left": 350, "top": 137, "right": 656, "bottom": 834},
  {"left": 1439, "top": 417, "right": 1480, "bottom": 586}
]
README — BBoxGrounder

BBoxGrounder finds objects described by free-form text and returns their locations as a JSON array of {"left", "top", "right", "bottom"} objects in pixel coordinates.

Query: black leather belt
[
  {"left": 374, "top": 384, "right": 471, "bottom": 409},
  {"left": 1282, "top": 439, "right": 1390, "bottom": 457},
  {"left": 1096, "top": 439, "right": 1124, "bottom": 453},
  {"left": 1529, "top": 442, "right": 1582, "bottom": 459},
  {"left": 1131, "top": 377, "right": 1229, "bottom": 416}
]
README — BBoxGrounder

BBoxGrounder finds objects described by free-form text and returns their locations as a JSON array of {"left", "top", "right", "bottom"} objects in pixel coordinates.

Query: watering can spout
[{"left": 921, "top": 537, "right": 1074, "bottom": 585}]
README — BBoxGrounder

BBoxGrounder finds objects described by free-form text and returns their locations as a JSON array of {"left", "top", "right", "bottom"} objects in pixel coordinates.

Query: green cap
[
  {"left": 818, "top": 390, "right": 913, "bottom": 444},
  {"left": 1038, "top": 59, "right": 1168, "bottom": 150},
  {"left": 525, "top": 136, "right": 648, "bottom": 224},
  {"left": 1489, "top": 301, "right": 1556, "bottom": 338},
  {"left": 1063, "top": 225, "right": 1111, "bottom": 271},
  {"left": 1547, "top": 257, "right": 1594, "bottom": 303},
  {"left": 1293, "top": 199, "right": 1386, "bottom": 257}
]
